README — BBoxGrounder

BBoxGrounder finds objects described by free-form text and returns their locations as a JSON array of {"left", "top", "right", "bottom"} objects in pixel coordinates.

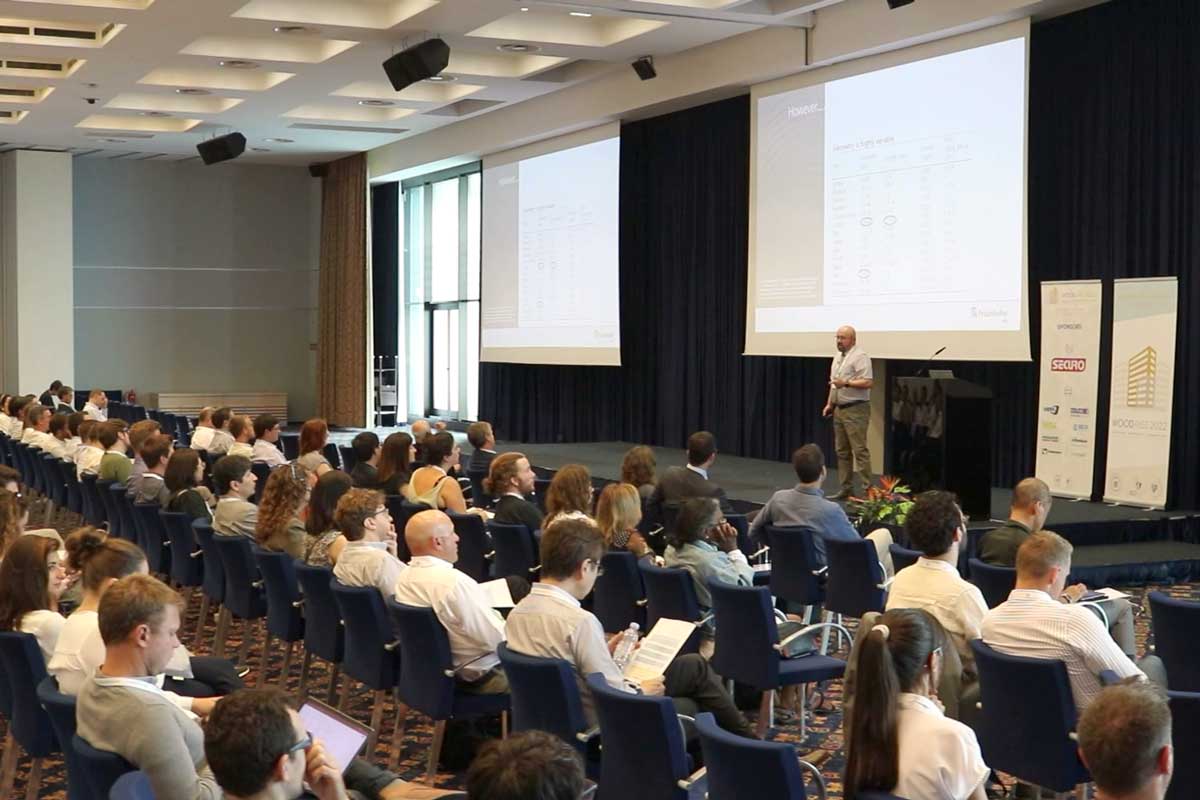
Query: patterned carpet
[{"left": 2, "top": 532, "right": 1191, "bottom": 799}]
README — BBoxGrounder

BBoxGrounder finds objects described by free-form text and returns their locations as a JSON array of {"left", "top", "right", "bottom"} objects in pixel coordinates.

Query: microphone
[{"left": 916, "top": 346, "right": 946, "bottom": 377}]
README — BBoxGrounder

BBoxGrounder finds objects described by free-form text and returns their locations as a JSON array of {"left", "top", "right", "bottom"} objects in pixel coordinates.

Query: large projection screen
[
  {"left": 746, "top": 20, "right": 1031, "bottom": 361},
  {"left": 481, "top": 123, "right": 621, "bottom": 366}
]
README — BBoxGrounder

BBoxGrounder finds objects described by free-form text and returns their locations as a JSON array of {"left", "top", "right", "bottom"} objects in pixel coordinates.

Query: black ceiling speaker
[
  {"left": 632, "top": 56, "right": 656, "bottom": 81},
  {"left": 196, "top": 132, "right": 246, "bottom": 165},
  {"left": 886, "top": 0, "right": 915, "bottom": 8},
  {"left": 383, "top": 38, "right": 450, "bottom": 91}
]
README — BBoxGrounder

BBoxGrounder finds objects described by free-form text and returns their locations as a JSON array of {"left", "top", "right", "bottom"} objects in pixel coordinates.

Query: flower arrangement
[{"left": 846, "top": 475, "right": 915, "bottom": 528}]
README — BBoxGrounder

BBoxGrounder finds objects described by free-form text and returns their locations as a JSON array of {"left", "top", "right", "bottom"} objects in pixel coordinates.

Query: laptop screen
[{"left": 298, "top": 700, "right": 370, "bottom": 772}]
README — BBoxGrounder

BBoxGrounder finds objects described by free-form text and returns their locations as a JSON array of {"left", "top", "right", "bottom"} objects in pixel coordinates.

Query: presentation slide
[
  {"left": 481, "top": 125, "right": 621, "bottom": 366},
  {"left": 747, "top": 25, "right": 1030, "bottom": 361}
]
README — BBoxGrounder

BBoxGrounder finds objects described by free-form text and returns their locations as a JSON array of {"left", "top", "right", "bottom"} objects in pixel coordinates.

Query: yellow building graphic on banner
[{"left": 1127, "top": 346, "right": 1157, "bottom": 408}]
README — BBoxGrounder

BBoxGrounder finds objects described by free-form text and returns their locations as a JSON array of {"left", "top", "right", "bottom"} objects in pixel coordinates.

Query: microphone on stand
[{"left": 916, "top": 346, "right": 947, "bottom": 377}]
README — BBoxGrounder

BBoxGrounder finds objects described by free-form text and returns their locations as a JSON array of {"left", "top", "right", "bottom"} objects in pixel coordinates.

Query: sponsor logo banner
[
  {"left": 1036, "top": 281, "right": 1102, "bottom": 499},
  {"left": 1104, "top": 277, "right": 1178, "bottom": 509}
]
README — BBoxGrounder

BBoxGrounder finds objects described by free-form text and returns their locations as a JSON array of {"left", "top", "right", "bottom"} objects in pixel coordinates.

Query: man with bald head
[
  {"left": 821, "top": 325, "right": 874, "bottom": 500},
  {"left": 393, "top": 509, "right": 509, "bottom": 694}
]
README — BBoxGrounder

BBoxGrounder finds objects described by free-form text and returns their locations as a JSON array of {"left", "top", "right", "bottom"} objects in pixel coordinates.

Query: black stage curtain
[{"left": 481, "top": 0, "right": 1200, "bottom": 508}]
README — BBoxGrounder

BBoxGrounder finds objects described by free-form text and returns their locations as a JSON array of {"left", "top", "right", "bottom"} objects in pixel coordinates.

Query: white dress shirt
[
  {"left": 505, "top": 582, "right": 630, "bottom": 723},
  {"left": 981, "top": 588, "right": 1144, "bottom": 710},
  {"left": 894, "top": 693, "right": 990, "bottom": 800},
  {"left": 21, "top": 427, "right": 40, "bottom": 445},
  {"left": 393, "top": 555, "right": 506, "bottom": 681},
  {"left": 63, "top": 436, "right": 81, "bottom": 462},
  {"left": 75, "top": 445, "right": 105, "bottom": 478},
  {"left": 207, "top": 430, "right": 234, "bottom": 456},
  {"left": 82, "top": 402, "right": 107, "bottom": 422},
  {"left": 30, "top": 430, "right": 67, "bottom": 460},
  {"left": 886, "top": 557, "right": 988, "bottom": 672},
  {"left": 831, "top": 345, "right": 873, "bottom": 404},
  {"left": 334, "top": 540, "right": 407, "bottom": 597},
  {"left": 685, "top": 463, "right": 709, "bottom": 480},
  {"left": 226, "top": 441, "right": 253, "bottom": 459},
  {"left": 7, "top": 418, "right": 22, "bottom": 438},
  {"left": 20, "top": 609, "right": 65, "bottom": 663},
  {"left": 252, "top": 439, "right": 288, "bottom": 467},
  {"left": 0, "top": 413, "right": 11, "bottom": 435},
  {"left": 190, "top": 426, "right": 215, "bottom": 451}
]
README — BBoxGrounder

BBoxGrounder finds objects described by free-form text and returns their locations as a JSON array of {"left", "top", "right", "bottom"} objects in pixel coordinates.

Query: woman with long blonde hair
[{"left": 595, "top": 482, "right": 656, "bottom": 562}]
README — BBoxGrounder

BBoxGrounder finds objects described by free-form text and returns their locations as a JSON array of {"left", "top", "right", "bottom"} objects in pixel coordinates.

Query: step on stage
[{"left": 507, "top": 440, "right": 1200, "bottom": 587}]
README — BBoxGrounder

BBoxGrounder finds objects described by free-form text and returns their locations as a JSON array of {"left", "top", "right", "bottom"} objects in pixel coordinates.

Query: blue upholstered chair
[
  {"left": 37, "top": 675, "right": 93, "bottom": 800},
  {"left": 447, "top": 511, "right": 494, "bottom": 583},
  {"left": 193, "top": 519, "right": 227, "bottom": 655},
  {"left": 97, "top": 480, "right": 123, "bottom": 539},
  {"left": 0, "top": 632, "right": 59, "bottom": 798},
  {"left": 1167, "top": 690, "right": 1200, "bottom": 800},
  {"left": 330, "top": 581, "right": 401, "bottom": 754},
  {"left": 133, "top": 502, "right": 172, "bottom": 577},
  {"left": 593, "top": 550, "right": 647, "bottom": 633},
  {"left": 213, "top": 534, "right": 269, "bottom": 669},
  {"left": 388, "top": 601, "right": 510, "bottom": 781},
  {"left": 72, "top": 734, "right": 136, "bottom": 800},
  {"left": 638, "top": 561, "right": 705, "bottom": 655},
  {"left": 888, "top": 542, "right": 922, "bottom": 573},
  {"left": 1149, "top": 591, "right": 1200, "bottom": 692},
  {"left": 253, "top": 547, "right": 306, "bottom": 688},
  {"left": 81, "top": 473, "right": 106, "bottom": 527},
  {"left": 294, "top": 564, "right": 344, "bottom": 704},
  {"left": 969, "top": 558, "right": 1017, "bottom": 609},
  {"left": 162, "top": 511, "right": 205, "bottom": 626},
  {"left": 765, "top": 526, "right": 826, "bottom": 621},
  {"left": 109, "top": 769, "right": 155, "bottom": 800},
  {"left": 970, "top": 639, "right": 1089, "bottom": 794},
  {"left": 695, "top": 711, "right": 827, "bottom": 800},
  {"left": 825, "top": 537, "right": 888, "bottom": 619},
  {"left": 487, "top": 520, "right": 540, "bottom": 579}
]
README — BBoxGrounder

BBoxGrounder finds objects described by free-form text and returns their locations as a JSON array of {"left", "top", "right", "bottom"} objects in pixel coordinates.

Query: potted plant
[{"left": 846, "top": 476, "right": 914, "bottom": 538}]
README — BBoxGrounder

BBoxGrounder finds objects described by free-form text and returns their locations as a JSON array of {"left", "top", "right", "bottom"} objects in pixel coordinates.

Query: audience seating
[
  {"left": 593, "top": 551, "right": 648, "bottom": 633},
  {"left": 109, "top": 770, "right": 155, "bottom": 800},
  {"left": 112, "top": 484, "right": 137, "bottom": 545},
  {"left": 383, "top": 495, "right": 426, "bottom": 561},
  {"left": 162, "top": 511, "right": 205, "bottom": 632},
  {"left": 280, "top": 433, "right": 300, "bottom": 460},
  {"left": 389, "top": 601, "right": 510, "bottom": 780},
  {"left": 1148, "top": 591, "right": 1200, "bottom": 692},
  {"left": 708, "top": 580, "right": 848, "bottom": 739},
  {"left": 487, "top": 521, "right": 540, "bottom": 580},
  {"left": 97, "top": 480, "right": 124, "bottom": 539},
  {"left": 825, "top": 537, "right": 889, "bottom": 619},
  {"left": 888, "top": 542, "right": 922, "bottom": 573},
  {"left": 0, "top": 628, "right": 14, "bottom": 796},
  {"left": 969, "top": 558, "right": 1017, "bottom": 609},
  {"left": 532, "top": 478, "right": 552, "bottom": 511},
  {"left": 37, "top": 676, "right": 92, "bottom": 800},
  {"left": 338, "top": 444, "right": 358, "bottom": 473},
  {"left": 447, "top": 511, "right": 494, "bottom": 583},
  {"left": 970, "top": 639, "right": 1090, "bottom": 795},
  {"left": 0, "top": 632, "right": 59, "bottom": 799},
  {"left": 193, "top": 519, "right": 228, "bottom": 656},
  {"left": 250, "top": 462, "right": 271, "bottom": 504},
  {"left": 253, "top": 547, "right": 306, "bottom": 688},
  {"left": 133, "top": 502, "right": 172, "bottom": 577},
  {"left": 466, "top": 470, "right": 489, "bottom": 509},
  {"left": 496, "top": 642, "right": 599, "bottom": 770},
  {"left": 213, "top": 535, "right": 269, "bottom": 669},
  {"left": 1167, "top": 690, "right": 1200, "bottom": 800},
  {"left": 330, "top": 581, "right": 401, "bottom": 754},
  {"left": 80, "top": 473, "right": 106, "bottom": 527},
  {"left": 695, "top": 711, "right": 828, "bottom": 800},
  {"left": 765, "top": 526, "right": 826, "bottom": 623},
  {"left": 639, "top": 561, "right": 706, "bottom": 655},
  {"left": 294, "top": 564, "right": 345, "bottom": 704},
  {"left": 72, "top": 733, "right": 136, "bottom": 799}
]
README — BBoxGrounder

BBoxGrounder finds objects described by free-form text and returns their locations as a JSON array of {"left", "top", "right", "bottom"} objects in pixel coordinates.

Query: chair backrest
[
  {"left": 329, "top": 581, "right": 399, "bottom": 689},
  {"left": 280, "top": 433, "right": 300, "bottom": 460},
  {"left": 533, "top": 478, "right": 552, "bottom": 511},
  {"left": 338, "top": 444, "right": 357, "bottom": 473},
  {"left": 586, "top": 672, "right": 691, "bottom": 800},
  {"left": 487, "top": 520, "right": 538, "bottom": 579},
  {"left": 43, "top": 455, "right": 67, "bottom": 505},
  {"left": 322, "top": 442, "right": 342, "bottom": 470},
  {"left": 110, "top": 770, "right": 155, "bottom": 800},
  {"left": 708, "top": 580, "right": 780, "bottom": 689},
  {"left": 968, "top": 558, "right": 1017, "bottom": 609},
  {"left": 133, "top": 502, "right": 170, "bottom": 575},
  {"left": 97, "top": 479, "right": 123, "bottom": 538},
  {"left": 250, "top": 462, "right": 271, "bottom": 504},
  {"left": 62, "top": 463, "right": 83, "bottom": 514},
  {"left": 448, "top": 511, "right": 492, "bottom": 583},
  {"left": 213, "top": 534, "right": 268, "bottom": 619},
  {"left": 639, "top": 561, "right": 702, "bottom": 627},
  {"left": 72, "top": 734, "right": 136, "bottom": 800},
  {"left": 388, "top": 600, "right": 457, "bottom": 719},
  {"left": 0, "top": 631, "right": 58, "bottom": 758},
  {"left": 81, "top": 473, "right": 106, "bottom": 525},
  {"left": 593, "top": 551, "right": 647, "bottom": 633},
  {"left": 1167, "top": 690, "right": 1200, "bottom": 800},
  {"left": 254, "top": 547, "right": 306, "bottom": 642},
  {"left": 113, "top": 484, "right": 137, "bottom": 544},
  {"left": 888, "top": 542, "right": 922, "bottom": 573},
  {"left": 162, "top": 511, "right": 204, "bottom": 588},
  {"left": 496, "top": 642, "right": 589, "bottom": 751},
  {"left": 1149, "top": 591, "right": 1200, "bottom": 692},
  {"left": 193, "top": 519, "right": 225, "bottom": 604},
  {"left": 825, "top": 537, "right": 887, "bottom": 618},
  {"left": 467, "top": 469, "right": 489, "bottom": 509},
  {"left": 695, "top": 711, "right": 810, "bottom": 800},
  {"left": 37, "top": 675, "right": 93, "bottom": 800},
  {"left": 970, "top": 639, "right": 1089, "bottom": 791},
  {"left": 765, "top": 526, "right": 825, "bottom": 607},
  {"left": 383, "top": 495, "right": 423, "bottom": 561},
  {"left": 294, "top": 564, "right": 344, "bottom": 664}
]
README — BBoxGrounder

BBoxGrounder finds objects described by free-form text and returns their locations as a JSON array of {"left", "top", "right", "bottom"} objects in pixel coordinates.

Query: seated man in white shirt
[
  {"left": 20, "top": 403, "right": 48, "bottom": 445},
  {"left": 885, "top": 490, "right": 987, "bottom": 721},
  {"left": 207, "top": 407, "right": 236, "bottom": 456},
  {"left": 333, "top": 488, "right": 406, "bottom": 597},
  {"left": 75, "top": 419, "right": 106, "bottom": 478},
  {"left": 212, "top": 455, "right": 259, "bottom": 539},
  {"left": 505, "top": 517, "right": 756, "bottom": 738},
  {"left": 1077, "top": 683, "right": 1173, "bottom": 800},
  {"left": 190, "top": 406, "right": 218, "bottom": 451},
  {"left": 981, "top": 531, "right": 1154, "bottom": 712},
  {"left": 62, "top": 412, "right": 85, "bottom": 462},
  {"left": 393, "top": 510, "right": 508, "bottom": 694},
  {"left": 82, "top": 389, "right": 108, "bottom": 422},
  {"left": 43, "top": 413, "right": 72, "bottom": 460},
  {"left": 251, "top": 414, "right": 288, "bottom": 467},
  {"left": 226, "top": 415, "right": 255, "bottom": 459}
]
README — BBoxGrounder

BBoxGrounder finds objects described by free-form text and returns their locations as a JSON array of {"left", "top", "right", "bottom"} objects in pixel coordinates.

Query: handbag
[{"left": 776, "top": 620, "right": 820, "bottom": 659}]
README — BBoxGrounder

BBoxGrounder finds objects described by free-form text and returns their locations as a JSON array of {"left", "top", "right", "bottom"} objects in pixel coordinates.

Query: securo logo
[{"left": 1051, "top": 358, "right": 1087, "bottom": 372}]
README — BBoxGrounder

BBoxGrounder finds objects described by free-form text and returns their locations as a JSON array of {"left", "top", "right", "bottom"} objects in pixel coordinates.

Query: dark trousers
[
  {"left": 665, "top": 654, "right": 755, "bottom": 738},
  {"left": 164, "top": 656, "right": 245, "bottom": 697}
]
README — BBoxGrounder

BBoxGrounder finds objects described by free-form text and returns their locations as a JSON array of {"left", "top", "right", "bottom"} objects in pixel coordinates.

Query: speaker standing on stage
[{"left": 823, "top": 325, "right": 873, "bottom": 500}]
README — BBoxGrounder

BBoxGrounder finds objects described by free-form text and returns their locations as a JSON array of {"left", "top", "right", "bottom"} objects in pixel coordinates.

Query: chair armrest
[
  {"left": 877, "top": 575, "right": 895, "bottom": 590},
  {"left": 773, "top": 609, "right": 789, "bottom": 624},
  {"left": 677, "top": 767, "right": 707, "bottom": 790},
  {"left": 163, "top": 539, "right": 171, "bottom": 546},
  {"left": 189, "top": 549, "right": 203, "bottom": 559},
  {"left": 291, "top": 598, "right": 305, "bottom": 609},
  {"left": 1068, "top": 731, "right": 1079, "bottom": 742},
  {"left": 694, "top": 612, "right": 714, "bottom": 628},
  {"left": 811, "top": 566, "right": 828, "bottom": 577},
  {"left": 774, "top": 622, "right": 853, "bottom": 653},
  {"left": 797, "top": 758, "right": 828, "bottom": 800},
  {"left": 528, "top": 563, "right": 542, "bottom": 574},
  {"left": 575, "top": 726, "right": 600, "bottom": 743},
  {"left": 1098, "top": 669, "right": 1122, "bottom": 687},
  {"left": 749, "top": 545, "right": 770, "bottom": 560},
  {"left": 1078, "top": 600, "right": 1110, "bottom": 630},
  {"left": 484, "top": 550, "right": 495, "bottom": 560},
  {"left": 384, "top": 639, "right": 400, "bottom": 652},
  {"left": 636, "top": 599, "right": 648, "bottom": 607},
  {"left": 252, "top": 579, "right": 264, "bottom": 589}
]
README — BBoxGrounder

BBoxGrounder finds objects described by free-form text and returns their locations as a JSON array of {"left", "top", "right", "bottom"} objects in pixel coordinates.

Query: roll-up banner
[
  {"left": 1103, "top": 277, "right": 1178, "bottom": 509},
  {"left": 1035, "top": 280, "right": 1102, "bottom": 500}
]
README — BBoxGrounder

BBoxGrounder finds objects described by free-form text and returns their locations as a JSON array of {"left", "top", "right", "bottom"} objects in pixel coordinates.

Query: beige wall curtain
[{"left": 317, "top": 152, "right": 367, "bottom": 427}]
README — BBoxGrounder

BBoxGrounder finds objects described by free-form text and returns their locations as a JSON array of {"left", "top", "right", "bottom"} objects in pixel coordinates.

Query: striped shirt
[{"left": 980, "top": 588, "right": 1144, "bottom": 710}]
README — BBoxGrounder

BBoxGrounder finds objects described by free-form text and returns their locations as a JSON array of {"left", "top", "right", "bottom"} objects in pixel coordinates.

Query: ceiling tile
[
  {"left": 0, "top": 16, "right": 125, "bottom": 48},
  {"left": 232, "top": 0, "right": 438, "bottom": 30},
  {"left": 0, "top": 56, "right": 85, "bottom": 79},
  {"left": 77, "top": 113, "right": 202, "bottom": 132},
  {"left": 0, "top": 85, "right": 54, "bottom": 104},
  {"left": 443, "top": 51, "right": 568, "bottom": 79},
  {"left": 466, "top": 10, "right": 668, "bottom": 48},
  {"left": 9, "top": 0, "right": 154, "bottom": 8},
  {"left": 283, "top": 103, "right": 415, "bottom": 123},
  {"left": 139, "top": 67, "right": 295, "bottom": 92},
  {"left": 181, "top": 34, "right": 359, "bottom": 64},
  {"left": 332, "top": 80, "right": 485, "bottom": 104},
  {"left": 105, "top": 92, "right": 243, "bottom": 114}
]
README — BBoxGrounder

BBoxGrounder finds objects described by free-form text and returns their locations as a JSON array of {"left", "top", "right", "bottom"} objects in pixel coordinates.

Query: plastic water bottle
[{"left": 612, "top": 622, "right": 640, "bottom": 669}]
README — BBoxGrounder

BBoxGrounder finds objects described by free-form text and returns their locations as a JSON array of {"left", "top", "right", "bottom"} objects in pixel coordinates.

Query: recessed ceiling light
[
  {"left": 426, "top": 75, "right": 456, "bottom": 82},
  {"left": 273, "top": 25, "right": 311, "bottom": 34},
  {"left": 175, "top": 87, "right": 211, "bottom": 95},
  {"left": 264, "top": 137, "right": 293, "bottom": 143},
  {"left": 520, "top": 5, "right": 529, "bottom": 9},
  {"left": 139, "top": 111, "right": 170, "bottom": 117},
  {"left": 218, "top": 59, "right": 260, "bottom": 70},
  {"left": 497, "top": 43, "right": 540, "bottom": 53},
  {"left": 358, "top": 99, "right": 394, "bottom": 106},
  {"left": 569, "top": 11, "right": 592, "bottom": 16}
]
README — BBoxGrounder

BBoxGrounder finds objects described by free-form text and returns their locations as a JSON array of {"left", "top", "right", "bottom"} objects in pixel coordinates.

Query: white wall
[
  {"left": 73, "top": 158, "right": 320, "bottom": 419},
  {"left": 0, "top": 150, "right": 73, "bottom": 395}
]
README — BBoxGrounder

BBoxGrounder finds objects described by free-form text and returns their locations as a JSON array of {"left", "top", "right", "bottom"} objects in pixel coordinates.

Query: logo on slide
[
  {"left": 1126, "top": 346, "right": 1157, "bottom": 408},
  {"left": 1043, "top": 405, "right": 1060, "bottom": 415},
  {"left": 1050, "top": 358, "right": 1086, "bottom": 372}
]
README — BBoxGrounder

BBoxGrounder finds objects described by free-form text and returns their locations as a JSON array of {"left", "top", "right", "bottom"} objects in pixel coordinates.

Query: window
[{"left": 401, "top": 164, "right": 481, "bottom": 422}]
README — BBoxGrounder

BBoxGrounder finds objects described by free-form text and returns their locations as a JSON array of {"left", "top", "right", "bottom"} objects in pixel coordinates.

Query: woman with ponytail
[{"left": 844, "top": 608, "right": 989, "bottom": 800}]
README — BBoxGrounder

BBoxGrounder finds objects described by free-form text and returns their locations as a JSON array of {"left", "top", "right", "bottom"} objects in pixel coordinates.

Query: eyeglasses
[
  {"left": 286, "top": 730, "right": 313, "bottom": 756},
  {"left": 585, "top": 559, "right": 605, "bottom": 577}
]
